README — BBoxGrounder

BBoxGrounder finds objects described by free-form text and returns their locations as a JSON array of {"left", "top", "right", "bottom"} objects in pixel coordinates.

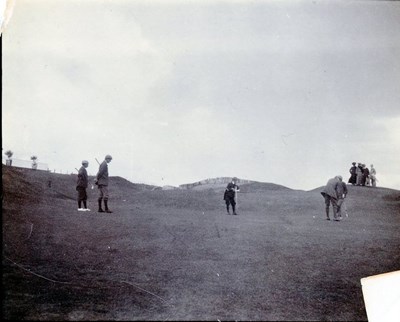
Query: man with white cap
[
  {"left": 96, "top": 154, "right": 113, "bottom": 213},
  {"left": 76, "top": 160, "right": 90, "bottom": 211},
  {"left": 321, "top": 175, "right": 342, "bottom": 221}
]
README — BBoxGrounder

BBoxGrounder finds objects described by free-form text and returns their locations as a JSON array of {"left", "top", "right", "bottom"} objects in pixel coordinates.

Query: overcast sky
[{"left": 2, "top": 0, "right": 400, "bottom": 190}]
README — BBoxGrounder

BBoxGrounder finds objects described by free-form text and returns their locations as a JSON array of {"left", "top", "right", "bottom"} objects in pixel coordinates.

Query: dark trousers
[
  {"left": 98, "top": 185, "right": 109, "bottom": 201},
  {"left": 77, "top": 187, "right": 87, "bottom": 201},
  {"left": 225, "top": 197, "right": 236, "bottom": 212},
  {"left": 323, "top": 194, "right": 338, "bottom": 218},
  {"left": 77, "top": 187, "right": 87, "bottom": 209}
]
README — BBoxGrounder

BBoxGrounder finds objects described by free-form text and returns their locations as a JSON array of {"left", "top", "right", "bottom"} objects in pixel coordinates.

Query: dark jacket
[
  {"left": 96, "top": 161, "right": 109, "bottom": 186},
  {"left": 224, "top": 182, "right": 239, "bottom": 199},
  {"left": 77, "top": 166, "right": 88, "bottom": 188},
  {"left": 348, "top": 166, "right": 357, "bottom": 184},
  {"left": 336, "top": 181, "right": 348, "bottom": 198},
  {"left": 321, "top": 177, "right": 340, "bottom": 199}
]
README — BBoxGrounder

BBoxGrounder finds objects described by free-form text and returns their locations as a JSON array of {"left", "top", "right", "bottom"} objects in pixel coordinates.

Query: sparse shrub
[
  {"left": 5, "top": 150, "right": 13, "bottom": 166},
  {"left": 31, "top": 155, "right": 38, "bottom": 169},
  {"left": 5, "top": 150, "right": 13, "bottom": 158}
]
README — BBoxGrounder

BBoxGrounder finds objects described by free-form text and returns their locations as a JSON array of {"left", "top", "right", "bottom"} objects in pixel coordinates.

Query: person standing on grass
[
  {"left": 224, "top": 177, "right": 240, "bottom": 215},
  {"left": 361, "top": 164, "right": 370, "bottom": 186},
  {"left": 370, "top": 164, "right": 377, "bottom": 187},
  {"left": 336, "top": 176, "right": 348, "bottom": 219},
  {"left": 356, "top": 163, "right": 363, "bottom": 186},
  {"left": 76, "top": 160, "right": 90, "bottom": 212},
  {"left": 96, "top": 154, "right": 113, "bottom": 213},
  {"left": 321, "top": 175, "right": 341, "bottom": 221},
  {"left": 348, "top": 162, "right": 357, "bottom": 185}
]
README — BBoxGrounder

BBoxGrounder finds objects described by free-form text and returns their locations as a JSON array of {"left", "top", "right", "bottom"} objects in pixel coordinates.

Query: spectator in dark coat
[
  {"left": 361, "top": 164, "right": 370, "bottom": 186},
  {"left": 96, "top": 154, "right": 113, "bottom": 213},
  {"left": 348, "top": 162, "right": 357, "bottom": 185},
  {"left": 356, "top": 163, "right": 363, "bottom": 186},
  {"left": 224, "top": 177, "right": 240, "bottom": 215},
  {"left": 76, "top": 160, "right": 90, "bottom": 211},
  {"left": 321, "top": 176, "right": 341, "bottom": 221}
]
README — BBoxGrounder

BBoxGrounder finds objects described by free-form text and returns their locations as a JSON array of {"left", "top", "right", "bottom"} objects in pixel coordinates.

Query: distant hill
[
  {"left": 239, "top": 181, "right": 292, "bottom": 192},
  {"left": 179, "top": 177, "right": 291, "bottom": 192}
]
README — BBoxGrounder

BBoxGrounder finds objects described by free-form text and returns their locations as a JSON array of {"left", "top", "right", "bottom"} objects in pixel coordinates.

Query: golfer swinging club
[{"left": 224, "top": 177, "right": 240, "bottom": 215}]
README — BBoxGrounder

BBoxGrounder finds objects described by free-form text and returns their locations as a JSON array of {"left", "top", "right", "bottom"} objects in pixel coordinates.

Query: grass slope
[{"left": 2, "top": 165, "right": 400, "bottom": 320}]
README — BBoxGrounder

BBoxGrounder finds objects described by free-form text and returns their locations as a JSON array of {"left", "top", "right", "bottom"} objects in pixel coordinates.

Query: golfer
[
  {"left": 320, "top": 175, "right": 341, "bottom": 221},
  {"left": 96, "top": 154, "right": 113, "bottom": 213},
  {"left": 336, "top": 176, "right": 348, "bottom": 219},
  {"left": 76, "top": 160, "right": 90, "bottom": 211},
  {"left": 224, "top": 177, "right": 240, "bottom": 215}
]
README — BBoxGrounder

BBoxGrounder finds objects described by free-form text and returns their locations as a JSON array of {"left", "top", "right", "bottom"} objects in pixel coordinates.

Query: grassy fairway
[{"left": 2, "top": 166, "right": 400, "bottom": 320}]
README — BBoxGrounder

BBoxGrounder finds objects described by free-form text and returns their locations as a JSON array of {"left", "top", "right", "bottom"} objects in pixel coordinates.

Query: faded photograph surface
[{"left": 2, "top": 1, "right": 400, "bottom": 321}]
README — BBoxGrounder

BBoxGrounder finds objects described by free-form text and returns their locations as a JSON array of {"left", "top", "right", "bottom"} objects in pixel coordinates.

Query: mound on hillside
[
  {"left": 179, "top": 177, "right": 256, "bottom": 190},
  {"left": 309, "top": 183, "right": 400, "bottom": 194},
  {"left": 111, "top": 176, "right": 158, "bottom": 194},
  {"left": 239, "top": 181, "right": 292, "bottom": 193},
  {"left": 1, "top": 165, "right": 159, "bottom": 204},
  {"left": 179, "top": 177, "right": 291, "bottom": 192}
]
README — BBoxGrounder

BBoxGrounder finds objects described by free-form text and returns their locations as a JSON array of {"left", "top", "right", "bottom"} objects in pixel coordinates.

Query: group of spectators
[{"left": 348, "top": 162, "right": 377, "bottom": 187}]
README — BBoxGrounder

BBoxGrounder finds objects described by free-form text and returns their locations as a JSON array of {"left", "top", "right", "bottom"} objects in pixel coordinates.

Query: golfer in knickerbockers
[
  {"left": 76, "top": 160, "right": 90, "bottom": 211},
  {"left": 320, "top": 175, "right": 342, "bottom": 221},
  {"left": 96, "top": 154, "right": 113, "bottom": 213},
  {"left": 224, "top": 177, "right": 240, "bottom": 215}
]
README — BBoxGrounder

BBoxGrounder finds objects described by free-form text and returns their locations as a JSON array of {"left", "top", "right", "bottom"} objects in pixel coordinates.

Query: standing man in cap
[
  {"left": 223, "top": 177, "right": 240, "bottom": 215},
  {"left": 76, "top": 160, "right": 90, "bottom": 211},
  {"left": 321, "top": 175, "right": 342, "bottom": 221},
  {"left": 96, "top": 154, "right": 113, "bottom": 213}
]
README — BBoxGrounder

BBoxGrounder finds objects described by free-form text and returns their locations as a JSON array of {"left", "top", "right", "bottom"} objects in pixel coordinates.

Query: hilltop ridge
[{"left": 4, "top": 165, "right": 399, "bottom": 198}]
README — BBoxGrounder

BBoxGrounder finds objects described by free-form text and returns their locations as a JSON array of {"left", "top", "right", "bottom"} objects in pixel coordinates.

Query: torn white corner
[
  {"left": 361, "top": 270, "right": 400, "bottom": 322},
  {"left": 0, "top": 0, "right": 16, "bottom": 35}
]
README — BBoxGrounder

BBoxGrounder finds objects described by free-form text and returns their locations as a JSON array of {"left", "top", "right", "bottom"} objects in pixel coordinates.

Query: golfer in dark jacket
[
  {"left": 321, "top": 176, "right": 341, "bottom": 221},
  {"left": 76, "top": 160, "right": 90, "bottom": 211},
  {"left": 224, "top": 177, "right": 240, "bottom": 215},
  {"left": 96, "top": 154, "right": 113, "bottom": 213}
]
